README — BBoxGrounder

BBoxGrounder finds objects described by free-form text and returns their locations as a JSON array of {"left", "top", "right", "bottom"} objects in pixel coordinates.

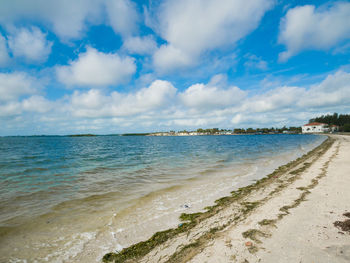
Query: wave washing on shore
[{"left": 0, "top": 134, "right": 325, "bottom": 262}]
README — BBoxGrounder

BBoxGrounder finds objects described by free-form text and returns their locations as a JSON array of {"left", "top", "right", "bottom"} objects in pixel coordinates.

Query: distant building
[{"left": 302, "top": 122, "right": 329, "bottom": 133}]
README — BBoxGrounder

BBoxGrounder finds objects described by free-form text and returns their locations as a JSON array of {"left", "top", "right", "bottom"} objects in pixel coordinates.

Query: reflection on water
[{"left": 0, "top": 134, "right": 325, "bottom": 262}]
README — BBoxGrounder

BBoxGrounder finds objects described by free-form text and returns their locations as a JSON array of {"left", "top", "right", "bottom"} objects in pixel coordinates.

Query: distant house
[{"left": 302, "top": 122, "right": 329, "bottom": 133}]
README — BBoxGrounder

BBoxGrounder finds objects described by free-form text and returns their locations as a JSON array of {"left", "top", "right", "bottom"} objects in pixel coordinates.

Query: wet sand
[{"left": 104, "top": 135, "right": 350, "bottom": 263}]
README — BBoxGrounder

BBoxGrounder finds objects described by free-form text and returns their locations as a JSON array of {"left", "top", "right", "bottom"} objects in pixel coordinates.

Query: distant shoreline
[{"left": 3, "top": 132, "right": 348, "bottom": 138}]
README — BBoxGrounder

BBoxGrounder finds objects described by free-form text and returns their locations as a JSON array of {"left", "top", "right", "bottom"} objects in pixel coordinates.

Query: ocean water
[{"left": 0, "top": 134, "right": 325, "bottom": 262}]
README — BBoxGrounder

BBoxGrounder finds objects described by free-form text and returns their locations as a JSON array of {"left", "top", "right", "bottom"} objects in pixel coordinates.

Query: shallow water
[{"left": 0, "top": 134, "right": 325, "bottom": 262}]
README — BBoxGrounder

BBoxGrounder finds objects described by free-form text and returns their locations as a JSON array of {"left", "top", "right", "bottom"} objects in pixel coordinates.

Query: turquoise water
[{"left": 0, "top": 134, "right": 324, "bottom": 262}]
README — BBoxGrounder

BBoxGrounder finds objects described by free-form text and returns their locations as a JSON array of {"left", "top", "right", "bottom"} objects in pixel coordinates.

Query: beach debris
[
  {"left": 245, "top": 241, "right": 252, "bottom": 247},
  {"left": 334, "top": 213, "right": 350, "bottom": 233},
  {"left": 334, "top": 219, "right": 350, "bottom": 233},
  {"left": 343, "top": 212, "right": 350, "bottom": 218},
  {"left": 181, "top": 204, "right": 190, "bottom": 209},
  {"left": 178, "top": 223, "right": 184, "bottom": 227},
  {"left": 225, "top": 239, "right": 232, "bottom": 248}
]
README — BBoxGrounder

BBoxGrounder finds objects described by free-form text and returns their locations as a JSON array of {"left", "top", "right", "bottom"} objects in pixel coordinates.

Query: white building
[{"left": 302, "top": 122, "right": 329, "bottom": 133}]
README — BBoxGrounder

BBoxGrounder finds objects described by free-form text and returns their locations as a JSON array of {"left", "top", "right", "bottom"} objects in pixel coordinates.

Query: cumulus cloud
[
  {"left": 0, "top": 95, "right": 52, "bottom": 118},
  {"left": 22, "top": 95, "right": 52, "bottom": 113},
  {"left": 0, "top": 102, "right": 22, "bottom": 117},
  {"left": 299, "top": 70, "right": 350, "bottom": 108},
  {"left": 70, "top": 80, "right": 176, "bottom": 117},
  {"left": 0, "top": 0, "right": 141, "bottom": 40},
  {"left": 123, "top": 35, "right": 158, "bottom": 55},
  {"left": 0, "top": 0, "right": 103, "bottom": 40},
  {"left": 0, "top": 72, "right": 39, "bottom": 101},
  {"left": 0, "top": 34, "right": 10, "bottom": 66},
  {"left": 106, "top": 0, "right": 139, "bottom": 37},
  {"left": 56, "top": 47, "right": 136, "bottom": 87},
  {"left": 279, "top": 2, "right": 350, "bottom": 61},
  {"left": 8, "top": 26, "right": 52, "bottom": 62},
  {"left": 152, "top": 0, "right": 273, "bottom": 71},
  {"left": 238, "top": 71, "right": 350, "bottom": 117},
  {"left": 241, "top": 86, "right": 304, "bottom": 113},
  {"left": 179, "top": 83, "right": 246, "bottom": 110},
  {"left": 153, "top": 45, "right": 193, "bottom": 71},
  {"left": 0, "top": 72, "right": 49, "bottom": 118}
]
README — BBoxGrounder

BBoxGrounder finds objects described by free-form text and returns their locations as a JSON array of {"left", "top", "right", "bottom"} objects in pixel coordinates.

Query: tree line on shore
[
  {"left": 309, "top": 113, "right": 350, "bottom": 132},
  {"left": 175, "top": 126, "right": 302, "bottom": 134},
  {"left": 233, "top": 126, "right": 301, "bottom": 134}
]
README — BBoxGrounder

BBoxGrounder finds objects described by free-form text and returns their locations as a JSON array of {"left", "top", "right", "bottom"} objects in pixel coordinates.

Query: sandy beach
[{"left": 104, "top": 134, "right": 350, "bottom": 263}]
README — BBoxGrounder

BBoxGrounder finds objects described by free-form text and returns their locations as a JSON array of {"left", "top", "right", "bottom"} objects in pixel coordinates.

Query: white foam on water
[{"left": 40, "top": 231, "right": 97, "bottom": 263}]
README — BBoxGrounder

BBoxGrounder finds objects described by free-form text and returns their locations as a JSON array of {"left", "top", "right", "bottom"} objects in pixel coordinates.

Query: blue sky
[{"left": 0, "top": 0, "right": 350, "bottom": 135}]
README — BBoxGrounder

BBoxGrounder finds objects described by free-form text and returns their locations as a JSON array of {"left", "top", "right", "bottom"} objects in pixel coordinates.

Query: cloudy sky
[{"left": 0, "top": 0, "right": 350, "bottom": 135}]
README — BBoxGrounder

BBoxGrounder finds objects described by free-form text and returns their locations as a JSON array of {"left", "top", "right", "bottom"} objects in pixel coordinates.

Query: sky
[{"left": 0, "top": 0, "right": 350, "bottom": 135}]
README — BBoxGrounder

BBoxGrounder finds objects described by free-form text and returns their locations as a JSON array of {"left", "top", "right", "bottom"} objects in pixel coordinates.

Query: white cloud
[
  {"left": 231, "top": 112, "right": 293, "bottom": 127},
  {"left": 232, "top": 113, "right": 266, "bottom": 125},
  {"left": 153, "top": 45, "right": 193, "bottom": 71},
  {"left": 8, "top": 26, "right": 52, "bottom": 62},
  {"left": 123, "top": 35, "right": 158, "bottom": 55},
  {"left": 56, "top": 47, "right": 136, "bottom": 87},
  {"left": 70, "top": 80, "right": 177, "bottom": 117},
  {"left": 180, "top": 83, "right": 246, "bottom": 110},
  {"left": 152, "top": 0, "right": 273, "bottom": 71},
  {"left": 168, "top": 117, "right": 223, "bottom": 127},
  {"left": 299, "top": 70, "right": 350, "bottom": 108},
  {"left": 0, "top": 101, "right": 21, "bottom": 117},
  {"left": 0, "top": 72, "right": 39, "bottom": 101},
  {"left": 279, "top": 2, "right": 350, "bottom": 61},
  {"left": 106, "top": 0, "right": 139, "bottom": 37},
  {"left": 22, "top": 95, "right": 52, "bottom": 113},
  {"left": 0, "top": 72, "right": 49, "bottom": 117},
  {"left": 0, "top": 0, "right": 103, "bottom": 40},
  {"left": 237, "top": 71, "right": 350, "bottom": 117},
  {"left": 0, "top": 34, "right": 10, "bottom": 66},
  {"left": 242, "top": 86, "right": 304, "bottom": 113},
  {"left": 0, "top": 0, "right": 141, "bottom": 40}
]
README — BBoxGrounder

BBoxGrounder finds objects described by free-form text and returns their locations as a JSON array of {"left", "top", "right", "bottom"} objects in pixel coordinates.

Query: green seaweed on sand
[
  {"left": 241, "top": 201, "right": 260, "bottom": 215},
  {"left": 242, "top": 229, "right": 270, "bottom": 243},
  {"left": 103, "top": 227, "right": 187, "bottom": 263},
  {"left": 258, "top": 219, "right": 277, "bottom": 227},
  {"left": 103, "top": 212, "right": 203, "bottom": 262},
  {"left": 248, "top": 245, "right": 259, "bottom": 254},
  {"left": 179, "top": 212, "right": 202, "bottom": 222}
]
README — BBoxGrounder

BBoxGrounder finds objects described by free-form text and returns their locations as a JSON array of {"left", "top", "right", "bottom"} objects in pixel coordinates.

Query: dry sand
[{"left": 104, "top": 135, "right": 350, "bottom": 263}]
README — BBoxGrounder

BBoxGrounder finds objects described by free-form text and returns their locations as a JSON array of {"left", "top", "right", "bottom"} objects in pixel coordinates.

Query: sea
[{"left": 0, "top": 134, "right": 325, "bottom": 262}]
